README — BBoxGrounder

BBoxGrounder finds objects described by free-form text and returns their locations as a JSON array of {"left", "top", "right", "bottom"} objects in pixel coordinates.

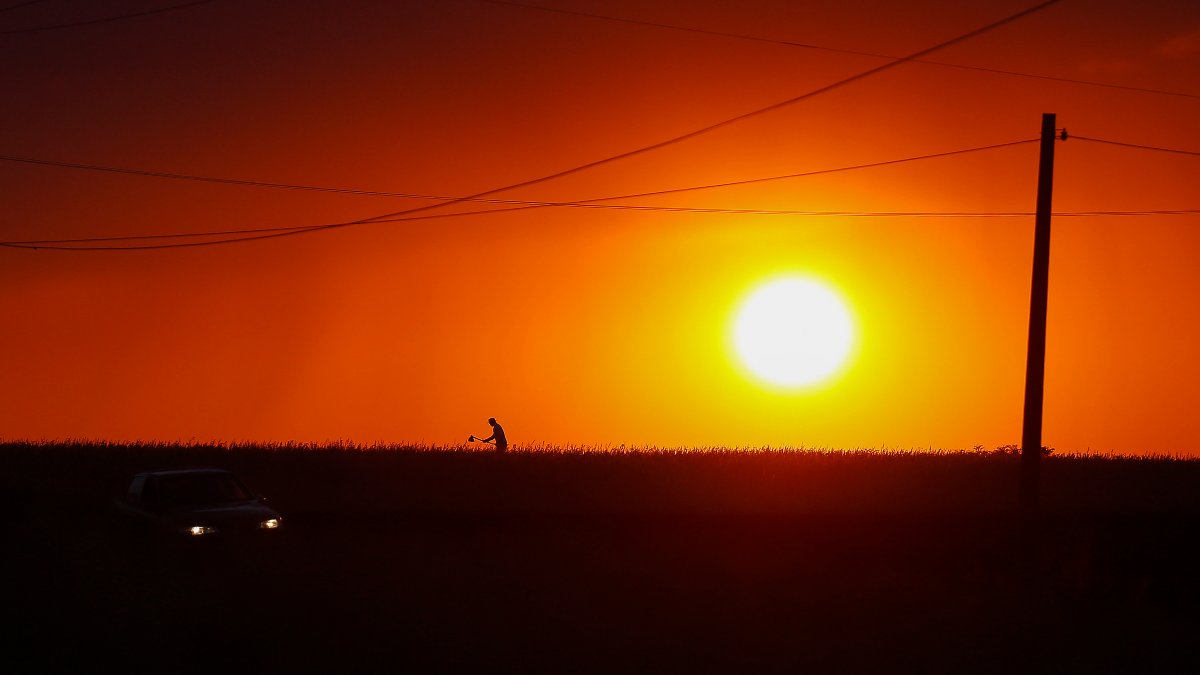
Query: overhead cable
[
  {"left": 1, "top": 0, "right": 218, "bottom": 35},
  {"left": 1, "top": 138, "right": 1043, "bottom": 247},
  {"left": 0, "top": 138, "right": 1039, "bottom": 207},
  {"left": 582, "top": 140, "right": 1039, "bottom": 201},
  {"left": 1, "top": 1, "right": 1070, "bottom": 251},
  {"left": 473, "top": 0, "right": 1199, "bottom": 101},
  {"left": 343, "top": 0, "right": 1065, "bottom": 229},
  {"left": 0, "top": 1, "right": 51, "bottom": 14},
  {"left": 1072, "top": 136, "right": 1200, "bottom": 157},
  {"left": 4, "top": 209, "right": 1198, "bottom": 252}
]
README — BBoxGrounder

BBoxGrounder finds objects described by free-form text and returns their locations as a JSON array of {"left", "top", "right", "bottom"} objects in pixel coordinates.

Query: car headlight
[
  {"left": 186, "top": 525, "right": 218, "bottom": 536},
  {"left": 258, "top": 518, "right": 280, "bottom": 530}
]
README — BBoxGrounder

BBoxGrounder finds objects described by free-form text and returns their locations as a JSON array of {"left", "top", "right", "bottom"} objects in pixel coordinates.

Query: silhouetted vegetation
[
  {"left": 991, "top": 442, "right": 1055, "bottom": 456},
  {"left": 5, "top": 441, "right": 1199, "bottom": 673}
]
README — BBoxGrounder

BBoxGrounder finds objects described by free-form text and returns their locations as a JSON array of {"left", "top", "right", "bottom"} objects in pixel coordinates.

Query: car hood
[{"left": 161, "top": 500, "right": 281, "bottom": 529}]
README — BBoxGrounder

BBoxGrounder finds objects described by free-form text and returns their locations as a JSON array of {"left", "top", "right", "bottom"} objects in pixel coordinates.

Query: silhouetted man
[{"left": 481, "top": 417, "right": 507, "bottom": 452}]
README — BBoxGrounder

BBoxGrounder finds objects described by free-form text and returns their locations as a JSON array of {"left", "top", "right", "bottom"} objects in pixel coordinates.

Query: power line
[
  {"left": 470, "top": 0, "right": 1200, "bottom": 101},
  {"left": 1, "top": 207, "right": 517, "bottom": 247},
  {"left": 0, "top": 138, "right": 1042, "bottom": 247},
  {"left": 11, "top": 131, "right": 1197, "bottom": 252},
  {"left": 3, "top": 224, "right": 320, "bottom": 245},
  {"left": 1, "top": 0, "right": 218, "bottom": 35},
  {"left": 365, "top": 207, "right": 1198, "bottom": 221},
  {"left": 23, "top": 131, "right": 1200, "bottom": 251},
  {"left": 0, "top": 1, "right": 50, "bottom": 14},
  {"left": 341, "top": 0, "right": 1064, "bottom": 230},
  {"left": 0, "top": 154, "right": 479, "bottom": 201},
  {"left": 1072, "top": 136, "right": 1200, "bottom": 157},
  {"left": 0, "top": 138, "right": 1038, "bottom": 207},
  {"left": 5, "top": 208, "right": 1197, "bottom": 251},
  {"left": 583, "top": 140, "right": 1039, "bottom": 202},
  {"left": 1, "top": 1, "right": 1069, "bottom": 250}
]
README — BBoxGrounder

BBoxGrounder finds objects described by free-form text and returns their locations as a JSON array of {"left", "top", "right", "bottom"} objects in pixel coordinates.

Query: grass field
[{"left": 4, "top": 442, "right": 1199, "bottom": 673}]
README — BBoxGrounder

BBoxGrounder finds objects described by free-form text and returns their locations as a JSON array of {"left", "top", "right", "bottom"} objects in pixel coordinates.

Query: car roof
[{"left": 135, "top": 467, "right": 235, "bottom": 479}]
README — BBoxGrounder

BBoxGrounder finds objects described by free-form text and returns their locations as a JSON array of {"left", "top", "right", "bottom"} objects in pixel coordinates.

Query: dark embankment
[{"left": 4, "top": 442, "right": 1199, "bottom": 673}]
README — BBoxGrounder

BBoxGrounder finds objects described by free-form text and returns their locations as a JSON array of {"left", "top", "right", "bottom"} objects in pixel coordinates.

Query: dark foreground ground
[{"left": 4, "top": 443, "right": 1199, "bottom": 673}]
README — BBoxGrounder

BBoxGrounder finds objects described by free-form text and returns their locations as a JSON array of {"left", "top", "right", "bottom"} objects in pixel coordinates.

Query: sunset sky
[{"left": 2, "top": 0, "right": 1198, "bottom": 454}]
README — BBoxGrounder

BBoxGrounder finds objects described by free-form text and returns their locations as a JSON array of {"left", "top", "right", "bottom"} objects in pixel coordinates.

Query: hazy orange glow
[{"left": 1, "top": 1, "right": 1199, "bottom": 454}]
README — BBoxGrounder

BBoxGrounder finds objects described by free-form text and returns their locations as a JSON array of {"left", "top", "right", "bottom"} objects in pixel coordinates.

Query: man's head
[{"left": 488, "top": 417, "right": 497, "bottom": 426}]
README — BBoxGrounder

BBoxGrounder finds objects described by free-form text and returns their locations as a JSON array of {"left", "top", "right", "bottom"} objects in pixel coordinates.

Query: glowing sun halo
[{"left": 733, "top": 277, "right": 855, "bottom": 388}]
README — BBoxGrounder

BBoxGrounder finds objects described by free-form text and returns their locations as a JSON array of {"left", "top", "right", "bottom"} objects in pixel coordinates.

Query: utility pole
[{"left": 1020, "top": 113, "right": 1065, "bottom": 514}]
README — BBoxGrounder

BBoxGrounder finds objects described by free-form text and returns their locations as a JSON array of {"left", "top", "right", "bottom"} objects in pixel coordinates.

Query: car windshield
[{"left": 153, "top": 474, "right": 252, "bottom": 507}]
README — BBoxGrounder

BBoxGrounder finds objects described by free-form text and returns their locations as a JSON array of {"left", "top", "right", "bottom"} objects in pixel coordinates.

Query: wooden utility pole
[{"left": 1020, "top": 113, "right": 1063, "bottom": 514}]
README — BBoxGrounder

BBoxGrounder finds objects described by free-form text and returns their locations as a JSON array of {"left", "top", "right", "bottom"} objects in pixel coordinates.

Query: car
[{"left": 116, "top": 467, "right": 282, "bottom": 538}]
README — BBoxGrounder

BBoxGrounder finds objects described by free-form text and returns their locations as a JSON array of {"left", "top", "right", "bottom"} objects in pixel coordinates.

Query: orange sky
[{"left": 2, "top": 0, "right": 1198, "bottom": 454}]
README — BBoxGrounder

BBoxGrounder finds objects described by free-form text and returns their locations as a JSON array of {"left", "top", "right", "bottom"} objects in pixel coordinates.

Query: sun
[{"left": 732, "top": 276, "right": 855, "bottom": 388}]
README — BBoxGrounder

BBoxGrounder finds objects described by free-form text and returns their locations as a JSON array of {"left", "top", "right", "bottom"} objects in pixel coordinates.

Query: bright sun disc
[{"left": 733, "top": 277, "right": 855, "bottom": 388}]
